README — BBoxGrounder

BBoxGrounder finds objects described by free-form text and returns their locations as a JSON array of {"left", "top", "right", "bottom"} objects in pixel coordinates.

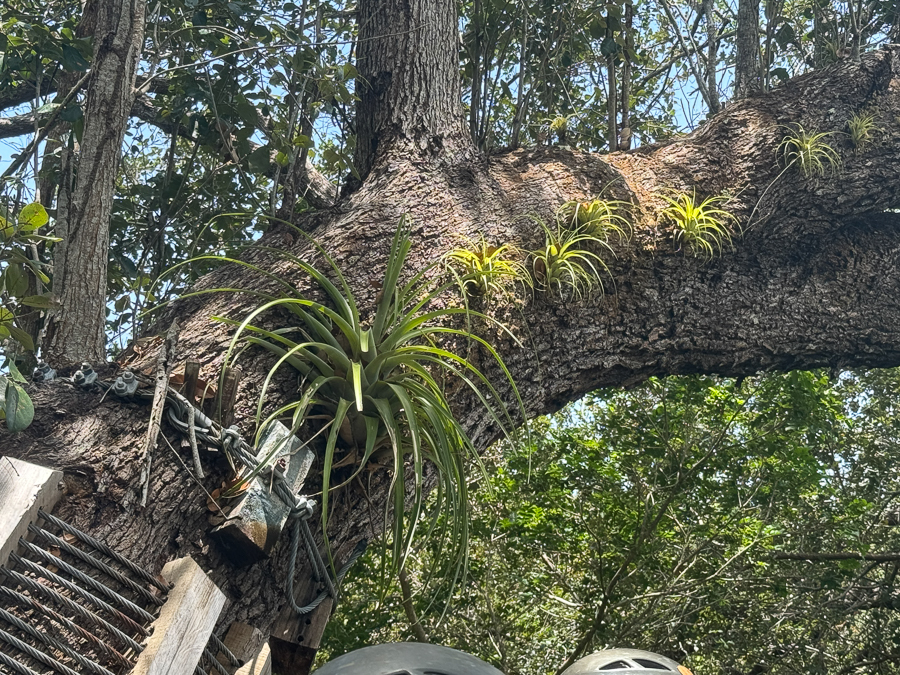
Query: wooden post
[
  {"left": 183, "top": 360, "right": 201, "bottom": 404},
  {"left": 218, "top": 623, "right": 272, "bottom": 675},
  {"left": 0, "top": 457, "right": 63, "bottom": 567},
  {"left": 269, "top": 567, "right": 336, "bottom": 675},
  {"left": 217, "top": 367, "right": 242, "bottom": 428},
  {"left": 211, "top": 421, "right": 314, "bottom": 566},
  {"left": 131, "top": 556, "right": 227, "bottom": 675}
]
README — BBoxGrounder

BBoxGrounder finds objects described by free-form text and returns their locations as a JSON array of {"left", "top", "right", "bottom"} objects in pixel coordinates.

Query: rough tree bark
[
  {"left": 6, "top": 0, "right": 900, "bottom": 672},
  {"left": 43, "top": 0, "right": 145, "bottom": 366},
  {"left": 735, "top": 0, "right": 761, "bottom": 98}
]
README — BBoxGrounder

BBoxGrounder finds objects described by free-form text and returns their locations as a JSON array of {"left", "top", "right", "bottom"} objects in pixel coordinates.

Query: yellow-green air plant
[
  {"left": 560, "top": 198, "right": 631, "bottom": 240},
  {"left": 445, "top": 236, "right": 532, "bottom": 301},
  {"left": 847, "top": 111, "right": 878, "bottom": 152},
  {"left": 777, "top": 124, "right": 841, "bottom": 179},
  {"left": 662, "top": 190, "right": 738, "bottom": 259},
  {"left": 529, "top": 219, "right": 613, "bottom": 300},
  {"left": 183, "top": 217, "right": 528, "bottom": 588}
]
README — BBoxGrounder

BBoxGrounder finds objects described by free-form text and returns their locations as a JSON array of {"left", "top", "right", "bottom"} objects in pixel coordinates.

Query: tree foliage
[{"left": 323, "top": 369, "right": 900, "bottom": 675}]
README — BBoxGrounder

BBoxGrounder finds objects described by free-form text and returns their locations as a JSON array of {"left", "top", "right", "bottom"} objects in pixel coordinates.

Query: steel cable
[
  {"left": 0, "top": 585, "right": 133, "bottom": 670},
  {"left": 16, "top": 539, "right": 155, "bottom": 624},
  {"left": 0, "top": 567, "right": 144, "bottom": 654},
  {"left": 0, "top": 607, "right": 113, "bottom": 675},
  {"left": 38, "top": 510, "right": 170, "bottom": 593},
  {"left": 8, "top": 553, "right": 149, "bottom": 638},
  {"left": 0, "top": 648, "right": 38, "bottom": 675},
  {"left": 0, "top": 625, "right": 81, "bottom": 675},
  {"left": 29, "top": 525, "right": 163, "bottom": 607},
  {"left": 209, "top": 632, "right": 242, "bottom": 668}
]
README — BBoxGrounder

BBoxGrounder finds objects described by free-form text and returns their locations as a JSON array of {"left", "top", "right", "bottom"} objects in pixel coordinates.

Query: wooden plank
[
  {"left": 130, "top": 556, "right": 227, "bottom": 675},
  {"left": 269, "top": 638, "right": 316, "bottom": 675},
  {"left": 0, "top": 457, "right": 63, "bottom": 567},
  {"left": 211, "top": 421, "right": 314, "bottom": 566},
  {"left": 269, "top": 568, "right": 334, "bottom": 675},
  {"left": 233, "top": 643, "right": 271, "bottom": 675},
  {"left": 218, "top": 623, "right": 271, "bottom": 675}
]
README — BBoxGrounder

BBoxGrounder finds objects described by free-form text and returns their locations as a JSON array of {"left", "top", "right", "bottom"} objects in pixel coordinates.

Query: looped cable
[{"left": 53, "top": 367, "right": 368, "bottom": 618}]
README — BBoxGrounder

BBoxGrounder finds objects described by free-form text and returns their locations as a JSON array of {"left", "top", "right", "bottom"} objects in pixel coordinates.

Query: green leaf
[
  {"left": 5, "top": 263, "right": 27, "bottom": 296},
  {"left": 0, "top": 306, "right": 13, "bottom": 325},
  {"left": 59, "top": 103, "right": 84, "bottom": 123},
  {"left": 19, "top": 294, "right": 57, "bottom": 309},
  {"left": 7, "top": 325, "right": 34, "bottom": 351},
  {"left": 61, "top": 44, "right": 90, "bottom": 71},
  {"left": 247, "top": 145, "right": 272, "bottom": 173},
  {"left": 8, "top": 359, "right": 27, "bottom": 384},
  {"left": 4, "top": 380, "right": 34, "bottom": 432},
  {"left": 600, "top": 35, "right": 619, "bottom": 57},
  {"left": 0, "top": 215, "right": 14, "bottom": 240}
]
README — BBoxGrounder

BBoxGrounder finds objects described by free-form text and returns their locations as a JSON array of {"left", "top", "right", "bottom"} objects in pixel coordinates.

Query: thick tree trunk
[
  {"left": 44, "top": 0, "right": 145, "bottom": 366},
  {"left": 353, "top": 0, "right": 469, "bottom": 179},
  {"left": 6, "top": 2, "right": 900, "bottom": 672}
]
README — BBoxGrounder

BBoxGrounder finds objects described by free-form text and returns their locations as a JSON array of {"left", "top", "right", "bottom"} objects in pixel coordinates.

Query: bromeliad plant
[
  {"left": 662, "top": 190, "right": 737, "bottom": 259},
  {"left": 777, "top": 124, "right": 841, "bottom": 179},
  {"left": 216, "top": 218, "right": 525, "bottom": 577},
  {"left": 560, "top": 198, "right": 631, "bottom": 240},
  {"left": 847, "top": 111, "right": 878, "bottom": 152},
  {"left": 445, "top": 236, "right": 532, "bottom": 301},
  {"left": 529, "top": 218, "right": 612, "bottom": 299}
]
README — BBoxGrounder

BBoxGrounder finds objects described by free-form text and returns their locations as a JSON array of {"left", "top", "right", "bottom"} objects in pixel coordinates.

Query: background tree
[
  {"left": 3, "top": 0, "right": 900, "bottom": 672},
  {"left": 324, "top": 370, "right": 900, "bottom": 675}
]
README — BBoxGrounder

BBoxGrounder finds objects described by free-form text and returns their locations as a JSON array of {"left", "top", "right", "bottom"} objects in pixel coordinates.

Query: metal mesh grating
[{"left": 0, "top": 509, "right": 169, "bottom": 675}]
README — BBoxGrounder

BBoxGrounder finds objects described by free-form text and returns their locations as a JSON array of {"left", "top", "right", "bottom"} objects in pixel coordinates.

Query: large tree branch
[{"left": 7, "top": 43, "right": 900, "bottom": 656}]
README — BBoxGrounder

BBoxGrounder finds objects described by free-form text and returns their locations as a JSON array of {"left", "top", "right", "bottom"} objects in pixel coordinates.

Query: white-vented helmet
[
  {"left": 560, "top": 648, "right": 693, "bottom": 675},
  {"left": 312, "top": 642, "right": 504, "bottom": 675}
]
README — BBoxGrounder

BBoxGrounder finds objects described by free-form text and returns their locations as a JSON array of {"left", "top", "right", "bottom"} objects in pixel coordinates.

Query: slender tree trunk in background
[
  {"left": 607, "top": 16, "right": 618, "bottom": 152},
  {"left": 703, "top": 0, "right": 721, "bottom": 114},
  {"left": 509, "top": 9, "right": 529, "bottom": 150},
  {"left": 398, "top": 568, "right": 430, "bottom": 644},
  {"left": 15, "top": 138, "right": 61, "bottom": 370},
  {"left": 619, "top": 2, "right": 633, "bottom": 150},
  {"left": 44, "top": 0, "right": 145, "bottom": 366},
  {"left": 813, "top": 0, "right": 827, "bottom": 67},
  {"left": 735, "top": 0, "right": 761, "bottom": 98},
  {"left": 469, "top": 0, "right": 482, "bottom": 145}
]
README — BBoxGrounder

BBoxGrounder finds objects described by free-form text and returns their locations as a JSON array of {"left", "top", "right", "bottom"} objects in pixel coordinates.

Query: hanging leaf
[
  {"left": 8, "top": 325, "right": 34, "bottom": 352},
  {"left": 61, "top": 44, "right": 90, "bottom": 72},
  {"left": 5, "top": 263, "right": 27, "bottom": 296},
  {"left": 59, "top": 103, "right": 84, "bottom": 123},
  {"left": 8, "top": 359, "right": 27, "bottom": 384},
  {"left": 3, "top": 379, "right": 34, "bottom": 432},
  {"left": 600, "top": 35, "right": 619, "bottom": 57},
  {"left": 20, "top": 294, "right": 59, "bottom": 309}
]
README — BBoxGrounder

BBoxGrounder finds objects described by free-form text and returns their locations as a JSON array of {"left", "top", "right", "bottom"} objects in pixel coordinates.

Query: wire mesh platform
[{"left": 0, "top": 457, "right": 244, "bottom": 675}]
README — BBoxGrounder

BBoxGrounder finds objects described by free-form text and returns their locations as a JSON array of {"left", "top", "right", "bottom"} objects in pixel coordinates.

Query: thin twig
[
  {"left": 1, "top": 71, "right": 90, "bottom": 181},
  {"left": 187, "top": 401, "right": 204, "bottom": 479},
  {"left": 159, "top": 432, "right": 224, "bottom": 515}
]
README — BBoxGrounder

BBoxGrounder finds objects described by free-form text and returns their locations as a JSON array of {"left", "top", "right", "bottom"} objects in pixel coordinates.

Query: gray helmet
[
  {"left": 312, "top": 642, "right": 505, "bottom": 675},
  {"left": 560, "top": 648, "right": 689, "bottom": 675}
]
